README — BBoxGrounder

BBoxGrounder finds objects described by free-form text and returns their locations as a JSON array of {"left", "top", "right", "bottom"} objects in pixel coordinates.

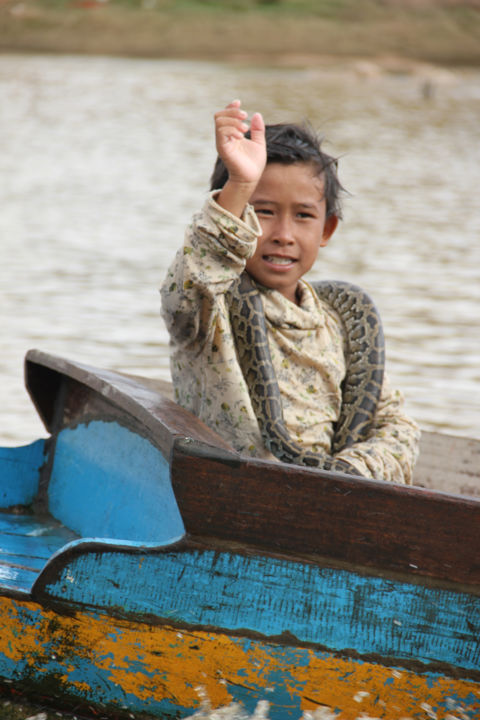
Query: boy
[{"left": 161, "top": 100, "right": 420, "bottom": 483}]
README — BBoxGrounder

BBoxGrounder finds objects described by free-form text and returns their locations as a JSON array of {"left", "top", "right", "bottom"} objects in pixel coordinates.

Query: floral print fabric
[{"left": 161, "top": 193, "right": 420, "bottom": 483}]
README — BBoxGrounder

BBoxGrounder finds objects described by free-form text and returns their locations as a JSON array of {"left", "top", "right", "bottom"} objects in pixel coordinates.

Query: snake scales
[{"left": 226, "top": 272, "right": 385, "bottom": 474}]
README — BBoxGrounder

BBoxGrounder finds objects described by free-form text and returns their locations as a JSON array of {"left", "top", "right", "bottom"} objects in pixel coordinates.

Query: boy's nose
[{"left": 272, "top": 217, "right": 295, "bottom": 244}]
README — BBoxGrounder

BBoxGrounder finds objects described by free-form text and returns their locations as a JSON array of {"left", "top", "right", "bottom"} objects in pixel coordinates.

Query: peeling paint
[{"left": 0, "top": 596, "right": 479, "bottom": 719}]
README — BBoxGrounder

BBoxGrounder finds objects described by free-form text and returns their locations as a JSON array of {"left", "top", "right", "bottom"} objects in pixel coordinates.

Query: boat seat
[{"left": 46, "top": 419, "right": 184, "bottom": 544}]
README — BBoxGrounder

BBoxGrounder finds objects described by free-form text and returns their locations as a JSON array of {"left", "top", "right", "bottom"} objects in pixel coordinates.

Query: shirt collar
[{"left": 258, "top": 280, "right": 325, "bottom": 330}]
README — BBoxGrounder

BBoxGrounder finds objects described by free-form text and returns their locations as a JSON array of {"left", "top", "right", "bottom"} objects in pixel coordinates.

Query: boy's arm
[
  {"left": 161, "top": 100, "right": 266, "bottom": 351},
  {"left": 160, "top": 194, "right": 261, "bottom": 350},
  {"left": 335, "top": 377, "right": 421, "bottom": 484},
  {"left": 214, "top": 99, "right": 266, "bottom": 218}
]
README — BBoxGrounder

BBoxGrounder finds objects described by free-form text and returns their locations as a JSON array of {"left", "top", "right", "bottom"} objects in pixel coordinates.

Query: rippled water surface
[{"left": 1, "top": 54, "right": 479, "bottom": 445}]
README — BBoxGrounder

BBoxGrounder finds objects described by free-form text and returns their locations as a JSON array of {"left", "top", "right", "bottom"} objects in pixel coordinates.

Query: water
[
  {"left": 1, "top": 54, "right": 479, "bottom": 446},
  {"left": 183, "top": 697, "right": 470, "bottom": 720}
]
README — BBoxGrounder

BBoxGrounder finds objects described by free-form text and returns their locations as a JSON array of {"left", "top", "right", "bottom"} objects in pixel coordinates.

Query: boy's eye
[
  {"left": 255, "top": 208, "right": 274, "bottom": 216},
  {"left": 297, "top": 211, "right": 315, "bottom": 219}
]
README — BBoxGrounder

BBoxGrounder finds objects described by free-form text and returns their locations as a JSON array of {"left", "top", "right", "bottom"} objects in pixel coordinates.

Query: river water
[{"left": 1, "top": 54, "right": 479, "bottom": 446}]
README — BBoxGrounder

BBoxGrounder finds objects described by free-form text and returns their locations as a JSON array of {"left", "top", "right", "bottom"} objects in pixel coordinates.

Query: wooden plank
[
  {"left": 171, "top": 439, "right": 480, "bottom": 587},
  {"left": 0, "top": 512, "right": 76, "bottom": 538},
  {"left": 0, "top": 513, "right": 54, "bottom": 535},
  {"left": 1, "top": 595, "right": 479, "bottom": 720},
  {"left": 34, "top": 541, "right": 480, "bottom": 671},
  {"left": 0, "top": 531, "right": 73, "bottom": 562},
  {"left": 0, "top": 552, "right": 47, "bottom": 569},
  {"left": 0, "top": 511, "right": 78, "bottom": 592},
  {"left": 0, "top": 564, "right": 41, "bottom": 593},
  {"left": 414, "top": 430, "right": 480, "bottom": 496},
  {"left": 0, "top": 517, "right": 77, "bottom": 595},
  {"left": 0, "top": 510, "right": 76, "bottom": 548}
]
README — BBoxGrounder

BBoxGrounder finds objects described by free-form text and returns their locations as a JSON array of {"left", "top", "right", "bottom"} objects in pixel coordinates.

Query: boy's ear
[{"left": 319, "top": 215, "right": 338, "bottom": 247}]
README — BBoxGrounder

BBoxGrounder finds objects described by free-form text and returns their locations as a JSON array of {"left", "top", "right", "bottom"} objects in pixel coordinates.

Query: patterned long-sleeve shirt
[{"left": 161, "top": 193, "right": 420, "bottom": 483}]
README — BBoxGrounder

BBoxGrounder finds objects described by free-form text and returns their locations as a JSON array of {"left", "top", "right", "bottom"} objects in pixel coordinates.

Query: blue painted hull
[{"left": 37, "top": 543, "right": 480, "bottom": 672}]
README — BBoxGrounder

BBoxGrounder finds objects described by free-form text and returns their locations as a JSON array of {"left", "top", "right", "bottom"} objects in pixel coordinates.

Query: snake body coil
[{"left": 226, "top": 273, "right": 385, "bottom": 473}]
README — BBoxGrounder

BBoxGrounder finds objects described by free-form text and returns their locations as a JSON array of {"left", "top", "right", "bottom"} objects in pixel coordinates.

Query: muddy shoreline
[{"left": 1, "top": 3, "right": 480, "bottom": 66}]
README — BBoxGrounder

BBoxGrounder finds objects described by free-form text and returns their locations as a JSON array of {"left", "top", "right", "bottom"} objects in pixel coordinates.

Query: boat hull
[
  {"left": 1, "top": 350, "right": 480, "bottom": 719},
  {"left": 1, "top": 594, "right": 479, "bottom": 720}
]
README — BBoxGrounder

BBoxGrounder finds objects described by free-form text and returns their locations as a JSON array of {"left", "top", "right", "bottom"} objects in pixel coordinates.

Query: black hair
[{"left": 210, "top": 122, "right": 344, "bottom": 219}]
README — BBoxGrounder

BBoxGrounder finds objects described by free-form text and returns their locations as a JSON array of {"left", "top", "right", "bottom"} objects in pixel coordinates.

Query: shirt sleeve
[
  {"left": 160, "top": 192, "right": 261, "bottom": 351},
  {"left": 335, "top": 374, "right": 421, "bottom": 484}
]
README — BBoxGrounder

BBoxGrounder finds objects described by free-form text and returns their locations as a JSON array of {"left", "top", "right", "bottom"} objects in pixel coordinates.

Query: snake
[{"left": 226, "top": 272, "right": 385, "bottom": 474}]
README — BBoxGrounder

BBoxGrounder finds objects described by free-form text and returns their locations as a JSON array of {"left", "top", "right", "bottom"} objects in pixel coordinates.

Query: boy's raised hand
[{"left": 215, "top": 100, "right": 266, "bottom": 218}]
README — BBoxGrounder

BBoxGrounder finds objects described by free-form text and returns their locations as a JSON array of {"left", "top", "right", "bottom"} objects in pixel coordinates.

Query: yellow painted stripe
[{"left": 1, "top": 596, "right": 479, "bottom": 718}]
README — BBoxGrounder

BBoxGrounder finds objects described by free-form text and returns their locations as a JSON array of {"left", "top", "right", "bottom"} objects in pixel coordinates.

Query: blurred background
[{"left": 1, "top": 0, "right": 479, "bottom": 446}]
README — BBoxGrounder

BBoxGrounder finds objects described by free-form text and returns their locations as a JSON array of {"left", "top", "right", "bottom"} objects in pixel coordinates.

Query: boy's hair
[{"left": 210, "top": 122, "right": 344, "bottom": 219}]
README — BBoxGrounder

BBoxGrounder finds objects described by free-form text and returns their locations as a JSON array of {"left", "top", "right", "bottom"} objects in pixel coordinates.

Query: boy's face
[{"left": 246, "top": 162, "right": 338, "bottom": 304}]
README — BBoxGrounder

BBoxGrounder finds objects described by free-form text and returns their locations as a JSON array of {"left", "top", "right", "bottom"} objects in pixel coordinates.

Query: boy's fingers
[
  {"left": 214, "top": 103, "right": 264, "bottom": 154},
  {"left": 217, "top": 129, "right": 245, "bottom": 143},
  {"left": 216, "top": 116, "right": 248, "bottom": 133},
  {"left": 215, "top": 123, "right": 246, "bottom": 149},
  {"left": 215, "top": 108, "right": 248, "bottom": 124},
  {"left": 249, "top": 112, "right": 265, "bottom": 144}
]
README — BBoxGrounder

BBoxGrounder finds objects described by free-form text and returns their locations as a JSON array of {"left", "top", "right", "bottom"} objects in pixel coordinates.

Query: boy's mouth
[{"left": 263, "top": 255, "right": 297, "bottom": 265}]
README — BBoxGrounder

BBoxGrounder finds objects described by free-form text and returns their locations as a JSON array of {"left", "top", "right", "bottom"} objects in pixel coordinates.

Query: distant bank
[{"left": 1, "top": 0, "right": 480, "bottom": 66}]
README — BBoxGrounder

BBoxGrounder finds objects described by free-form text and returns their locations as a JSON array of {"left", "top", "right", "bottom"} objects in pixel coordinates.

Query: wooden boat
[{"left": 0, "top": 349, "right": 479, "bottom": 719}]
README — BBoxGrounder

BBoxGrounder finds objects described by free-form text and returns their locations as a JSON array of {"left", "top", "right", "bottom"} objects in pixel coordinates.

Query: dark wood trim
[
  {"left": 171, "top": 438, "right": 480, "bottom": 587},
  {"left": 24, "top": 349, "right": 232, "bottom": 457}
]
